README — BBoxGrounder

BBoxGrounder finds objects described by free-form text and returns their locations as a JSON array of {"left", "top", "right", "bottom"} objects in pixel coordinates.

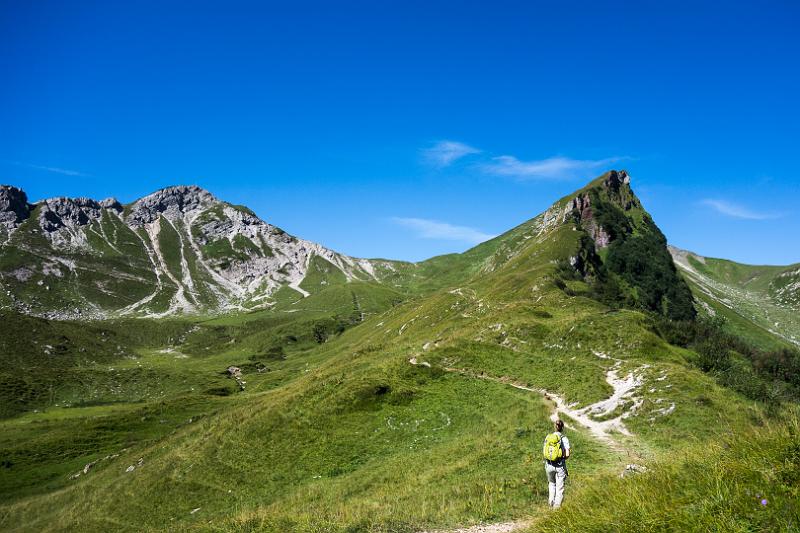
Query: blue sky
[{"left": 1, "top": 1, "right": 798, "bottom": 264}]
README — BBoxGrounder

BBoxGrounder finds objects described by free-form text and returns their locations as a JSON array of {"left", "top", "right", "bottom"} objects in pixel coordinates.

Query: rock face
[
  {"left": 539, "top": 170, "right": 635, "bottom": 248},
  {"left": 99, "top": 198, "right": 123, "bottom": 213},
  {"left": 38, "top": 197, "right": 105, "bottom": 232},
  {"left": 606, "top": 168, "right": 631, "bottom": 189},
  {"left": 0, "top": 185, "right": 32, "bottom": 233},
  {"left": 570, "top": 193, "right": 612, "bottom": 248},
  {"left": 570, "top": 170, "right": 636, "bottom": 249},
  {"left": 127, "top": 185, "right": 215, "bottom": 226}
]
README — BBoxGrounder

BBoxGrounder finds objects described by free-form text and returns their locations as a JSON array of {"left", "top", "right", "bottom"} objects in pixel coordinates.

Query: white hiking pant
[{"left": 545, "top": 462, "right": 567, "bottom": 508}]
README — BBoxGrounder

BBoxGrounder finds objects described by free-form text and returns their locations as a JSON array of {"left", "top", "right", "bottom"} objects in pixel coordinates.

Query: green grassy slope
[
  {"left": 365, "top": 213, "right": 541, "bottom": 296},
  {"left": 0, "top": 172, "right": 796, "bottom": 532},
  {"left": 0, "top": 268, "right": 761, "bottom": 531}
]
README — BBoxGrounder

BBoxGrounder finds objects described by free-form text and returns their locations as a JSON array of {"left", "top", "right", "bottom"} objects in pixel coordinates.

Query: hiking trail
[
  {"left": 409, "top": 354, "right": 644, "bottom": 454},
  {"left": 408, "top": 351, "right": 648, "bottom": 533},
  {"left": 419, "top": 521, "right": 531, "bottom": 533}
]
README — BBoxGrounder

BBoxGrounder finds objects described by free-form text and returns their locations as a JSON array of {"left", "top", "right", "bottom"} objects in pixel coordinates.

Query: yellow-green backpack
[{"left": 542, "top": 432, "right": 563, "bottom": 461}]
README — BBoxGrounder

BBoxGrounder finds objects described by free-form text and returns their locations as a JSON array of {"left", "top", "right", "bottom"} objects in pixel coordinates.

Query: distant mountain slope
[
  {"left": 670, "top": 246, "right": 800, "bottom": 348},
  {"left": 0, "top": 185, "right": 396, "bottom": 319}
]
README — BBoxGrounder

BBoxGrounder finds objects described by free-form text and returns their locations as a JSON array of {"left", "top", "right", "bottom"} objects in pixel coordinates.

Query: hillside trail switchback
[{"left": 408, "top": 353, "right": 643, "bottom": 455}]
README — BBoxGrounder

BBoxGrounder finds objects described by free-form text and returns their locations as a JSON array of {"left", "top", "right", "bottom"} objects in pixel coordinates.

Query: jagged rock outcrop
[
  {"left": 570, "top": 193, "right": 611, "bottom": 248},
  {"left": 569, "top": 170, "right": 637, "bottom": 249},
  {"left": 99, "top": 198, "right": 123, "bottom": 213},
  {"left": 37, "top": 197, "right": 106, "bottom": 232},
  {"left": 605, "top": 168, "right": 631, "bottom": 189},
  {"left": 127, "top": 185, "right": 215, "bottom": 226},
  {"left": 539, "top": 170, "right": 635, "bottom": 248},
  {"left": 0, "top": 185, "right": 32, "bottom": 233},
  {"left": 195, "top": 203, "right": 287, "bottom": 244}
]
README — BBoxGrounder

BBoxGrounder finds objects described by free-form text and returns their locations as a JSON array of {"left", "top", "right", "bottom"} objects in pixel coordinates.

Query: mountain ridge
[
  {"left": 0, "top": 170, "right": 700, "bottom": 323},
  {"left": 0, "top": 182, "right": 397, "bottom": 319}
]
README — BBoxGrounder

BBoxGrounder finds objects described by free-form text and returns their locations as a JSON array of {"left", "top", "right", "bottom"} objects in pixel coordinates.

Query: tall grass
[{"left": 532, "top": 417, "right": 800, "bottom": 532}]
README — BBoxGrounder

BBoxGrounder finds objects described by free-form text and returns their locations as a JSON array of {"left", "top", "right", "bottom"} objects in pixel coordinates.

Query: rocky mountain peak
[
  {"left": 99, "top": 197, "right": 123, "bottom": 213},
  {"left": 38, "top": 196, "right": 107, "bottom": 232},
  {"left": 567, "top": 169, "right": 641, "bottom": 248},
  {"left": 539, "top": 169, "right": 638, "bottom": 247},
  {"left": 0, "top": 185, "right": 32, "bottom": 231},
  {"left": 605, "top": 169, "right": 631, "bottom": 189},
  {"left": 127, "top": 185, "right": 216, "bottom": 226}
]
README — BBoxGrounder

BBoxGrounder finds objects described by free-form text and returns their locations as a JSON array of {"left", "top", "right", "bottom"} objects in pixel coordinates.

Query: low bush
[{"left": 652, "top": 315, "right": 800, "bottom": 405}]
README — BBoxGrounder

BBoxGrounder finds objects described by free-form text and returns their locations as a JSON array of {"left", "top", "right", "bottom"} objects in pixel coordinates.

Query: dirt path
[
  {"left": 409, "top": 355, "right": 645, "bottom": 454},
  {"left": 420, "top": 521, "right": 531, "bottom": 533}
]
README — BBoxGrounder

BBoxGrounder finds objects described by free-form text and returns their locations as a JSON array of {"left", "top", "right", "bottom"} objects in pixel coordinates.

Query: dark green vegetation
[
  {"left": 561, "top": 173, "right": 695, "bottom": 321},
  {"left": 1, "top": 171, "right": 798, "bottom": 532},
  {"left": 603, "top": 214, "right": 695, "bottom": 321},
  {"left": 653, "top": 315, "right": 800, "bottom": 407}
]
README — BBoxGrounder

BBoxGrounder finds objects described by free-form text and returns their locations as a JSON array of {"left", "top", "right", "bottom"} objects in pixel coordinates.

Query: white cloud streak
[
  {"left": 700, "top": 199, "right": 780, "bottom": 220},
  {"left": 480, "top": 155, "right": 626, "bottom": 180},
  {"left": 422, "top": 140, "right": 481, "bottom": 168},
  {"left": 12, "top": 161, "right": 90, "bottom": 177},
  {"left": 391, "top": 217, "right": 496, "bottom": 244}
]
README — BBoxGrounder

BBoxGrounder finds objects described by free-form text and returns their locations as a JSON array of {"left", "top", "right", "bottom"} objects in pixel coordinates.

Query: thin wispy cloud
[
  {"left": 480, "top": 155, "right": 626, "bottom": 180},
  {"left": 700, "top": 199, "right": 780, "bottom": 220},
  {"left": 391, "top": 217, "right": 495, "bottom": 244},
  {"left": 11, "top": 161, "right": 90, "bottom": 177},
  {"left": 422, "top": 140, "right": 481, "bottom": 168}
]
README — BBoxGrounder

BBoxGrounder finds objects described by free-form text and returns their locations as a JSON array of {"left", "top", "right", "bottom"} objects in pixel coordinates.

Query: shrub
[
  {"left": 604, "top": 215, "right": 695, "bottom": 321},
  {"left": 753, "top": 348, "right": 800, "bottom": 385},
  {"left": 652, "top": 315, "right": 800, "bottom": 405}
]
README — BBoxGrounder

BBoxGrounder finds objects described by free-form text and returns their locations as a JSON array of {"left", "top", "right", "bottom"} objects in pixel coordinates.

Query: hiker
[{"left": 543, "top": 419, "right": 571, "bottom": 508}]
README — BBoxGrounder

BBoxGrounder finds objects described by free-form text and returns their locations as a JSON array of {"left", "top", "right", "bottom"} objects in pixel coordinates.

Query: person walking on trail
[{"left": 543, "top": 419, "right": 570, "bottom": 508}]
